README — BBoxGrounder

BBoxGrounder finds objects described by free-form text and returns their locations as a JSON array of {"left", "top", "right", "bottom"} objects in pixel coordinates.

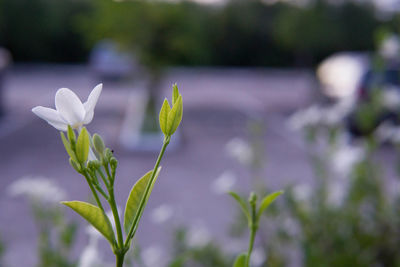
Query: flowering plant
[{"left": 32, "top": 83, "right": 183, "bottom": 267}]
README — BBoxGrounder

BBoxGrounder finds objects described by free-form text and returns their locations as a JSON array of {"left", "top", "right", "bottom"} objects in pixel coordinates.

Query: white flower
[
  {"left": 8, "top": 176, "right": 67, "bottom": 205},
  {"left": 250, "top": 247, "right": 266, "bottom": 266},
  {"left": 211, "top": 170, "right": 236, "bottom": 195},
  {"left": 330, "top": 143, "right": 364, "bottom": 177},
  {"left": 292, "top": 184, "right": 312, "bottom": 203},
  {"left": 150, "top": 204, "right": 174, "bottom": 224},
  {"left": 380, "top": 34, "right": 400, "bottom": 59},
  {"left": 187, "top": 223, "right": 211, "bottom": 248},
  {"left": 375, "top": 122, "right": 400, "bottom": 143},
  {"left": 225, "top": 138, "right": 254, "bottom": 166},
  {"left": 32, "top": 84, "right": 102, "bottom": 131},
  {"left": 382, "top": 86, "right": 400, "bottom": 110},
  {"left": 142, "top": 246, "right": 163, "bottom": 267}
]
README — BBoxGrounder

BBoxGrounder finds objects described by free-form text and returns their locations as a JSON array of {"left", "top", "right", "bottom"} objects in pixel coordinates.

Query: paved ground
[{"left": 0, "top": 65, "right": 316, "bottom": 266}]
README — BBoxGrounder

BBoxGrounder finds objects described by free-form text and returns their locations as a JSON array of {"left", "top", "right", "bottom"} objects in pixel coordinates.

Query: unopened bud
[
  {"left": 87, "top": 160, "right": 101, "bottom": 170},
  {"left": 93, "top": 134, "right": 105, "bottom": 156},
  {"left": 110, "top": 157, "right": 118, "bottom": 170},
  {"left": 249, "top": 192, "right": 257, "bottom": 206}
]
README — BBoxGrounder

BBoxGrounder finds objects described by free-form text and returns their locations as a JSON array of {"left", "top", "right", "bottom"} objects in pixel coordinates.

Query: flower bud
[
  {"left": 110, "top": 157, "right": 118, "bottom": 170},
  {"left": 248, "top": 192, "right": 257, "bottom": 206},
  {"left": 76, "top": 128, "right": 90, "bottom": 163},
  {"left": 159, "top": 84, "right": 183, "bottom": 136},
  {"left": 104, "top": 148, "right": 113, "bottom": 162},
  {"left": 87, "top": 160, "right": 101, "bottom": 170},
  {"left": 93, "top": 134, "right": 105, "bottom": 156}
]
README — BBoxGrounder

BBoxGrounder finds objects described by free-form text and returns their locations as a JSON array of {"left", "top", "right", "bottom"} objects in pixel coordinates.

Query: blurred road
[{"left": 0, "top": 65, "right": 316, "bottom": 266}]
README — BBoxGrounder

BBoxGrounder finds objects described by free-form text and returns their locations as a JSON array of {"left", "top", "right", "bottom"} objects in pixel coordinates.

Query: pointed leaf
[
  {"left": 233, "top": 253, "right": 247, "bottom": 267},
  {"left": 76, "top": 127, "right": 90, "bottom": 163},
  {"left": 61, "top": 132, "right": 78, "bottom": 163},
  {"left": 172, "top": 84, "right": 179, "bottom": 104},
  {"left": 123, "top": 167, "right": 162, "bottom": 234},
  {"left": 256, "top": 191, "right": 284, "bottom": 222},
  {"left": 228, "top": 191, "right": 250, "bottom": 222},
  {"left": 62, "top": 201, "right": 116, "bottom": 245},
  {"left": 159, "top": 99, "right": 171, "bottom": 135},
  {"left": 166, "top": 95, "right": 183, "bottom": 135}
]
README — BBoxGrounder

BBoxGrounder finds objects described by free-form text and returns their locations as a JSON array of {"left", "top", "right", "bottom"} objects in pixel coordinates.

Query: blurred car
[{"left": 347, "top": 68, "right": 400, "bottom": 136}]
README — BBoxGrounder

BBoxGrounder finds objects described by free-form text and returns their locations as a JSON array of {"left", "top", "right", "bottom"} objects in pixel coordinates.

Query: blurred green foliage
[
  {"left": 0, "top": 0, "right": 92, "bottom": 62},
  {"left": 0, "top": 0, "right": 396, "bottom": 65}
]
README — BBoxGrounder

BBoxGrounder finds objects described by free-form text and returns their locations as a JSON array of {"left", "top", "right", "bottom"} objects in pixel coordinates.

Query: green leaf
[
  {"left": 159, "top": 99, "right": 171, "bottom": 135},
  {"left": 166, "top": 95, "right": 183, "bottom": 135},
  {"left": 61, "top": 132, "right": 77, "bottom": 163},
  {"left": 172, "top": 83, "right": 179, "bottom": 104},
  {"left": 123, "top": 167, "right": 162, "bottom": 235},
  {"left": 256, "top": 190, "right": 284, "bottom": 222},
  {"left": 62, "top": 201, "right": 116, "bottom": 245},
  {"left": 228, "top": 192, "right": 250, "bottom": 222},
  {"left": 76, "top": 127, "right": 90, "bottom": 163},
  {"left": 233, "top": 253, "right": 247, "bottom": 267}
]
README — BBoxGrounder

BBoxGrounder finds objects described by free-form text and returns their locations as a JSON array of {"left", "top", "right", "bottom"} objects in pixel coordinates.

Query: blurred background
[{"left": 1, "top": 0, "right": 400, "bottom": 266}]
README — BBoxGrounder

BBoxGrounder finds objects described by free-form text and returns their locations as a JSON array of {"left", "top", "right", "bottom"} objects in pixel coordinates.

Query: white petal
[
  {"left": 83, "top": 83, "right": 102, "bottom": 124},
  {"left": 55, "top": 88, "right": 85, "bottom": 126},
  {"left": 32, "top": 106, "right": 68, "bottom": 131}
]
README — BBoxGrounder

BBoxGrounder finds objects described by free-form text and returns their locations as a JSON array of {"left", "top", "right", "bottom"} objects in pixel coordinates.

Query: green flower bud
[
  {"left": 159, "top": 84, "right": 183, "bottom": 136},
  {"left": 93, "top": 134, "right": 105, "bottom": 156},
  {"left": 248, "top": 192, "right": 257, "bottom": 206},
  {"left": 104, "top": 148, "right": 113, "bottom": 162},
  {"left": 87, "top": 160, "right": 101, "bottom": 170},
  {"left": 110, "top": 157, "right": 118, "bottom": 170},
  {"left": 76, "top": 127, "right": 90, "bottom": 163}
]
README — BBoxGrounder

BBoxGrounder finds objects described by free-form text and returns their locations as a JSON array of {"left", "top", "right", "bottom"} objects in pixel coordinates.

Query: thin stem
[
  {"left": 246, "top": 202, "right": 258, "bottom": 267},
  {"left": 124, "top": 136, "right": 170, "bottom": 247},
  {"left": 108, "top": 188, "right": 124, "bottom": 249},
  {"left": 245, "top": 227, "right": 256, "bottom": 267},
  {"left": 97, "top": 168, "right": 110, "bottom": 188},
  {"left": 82, "top": 170, "right": 105, "bottom": 212}
]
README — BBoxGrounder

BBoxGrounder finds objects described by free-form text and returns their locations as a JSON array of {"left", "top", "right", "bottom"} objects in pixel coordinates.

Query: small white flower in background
[
  {"left": 287, "top": 105, "right": 322, "bottom": 130},
  {"left": 250, "top": 247, "right": 266, "bottom": 266},
  {"left": 226, "top": 138, "right": 254, "bottom": 166},
  {"left": 288, "top": 99, "right": 354, "bottom": 130},
  {"left": 8, "top": 176, "right": 67, "bottom": 205},
  {"left": 292, "top": 184, "right": 312, "bottom": 203},
  {"left": 327, "top": 180, "right": 347, "bottom": 208},
  {"left": 142, "top": 246, "right": 163, "bottom": 267},
  {"left": 78, "top": 226, "right": 112, "bottom": 267},
  {"left": 330, "top": 143, "right": 364, "bottom": 177},
  {"left": 150, "top": 204, "right": 174, "bottom": 224},
  {"left": 187, "top": 223, "right": 211, "bottom": 248},
  {"left": 375, "top": 122, "right": 400, "bottom": 144},
  {"left": 382, "top": 86, "right": 400, "bottom": 110},
  {"left": 32, "top": 84, "right": 102, "bottom": 131},
  {"left": 380, "top": 34, "right": 400, "bottom": 60},
  {"left": 211, "top": 170, "right": 237, "bottom": 195}
]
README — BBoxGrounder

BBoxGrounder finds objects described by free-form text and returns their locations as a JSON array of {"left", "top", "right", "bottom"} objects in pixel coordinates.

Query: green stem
[
  {"left": 124, "top": 135, "right": 170, "bottom": 247},
  {"left": 108, "top": 189, "right": 124, "bottom": 249},
  {"left": 82, "top": 171, "right": 105, "bottom": 212},
  {"left": 116, "top": 252, "right": 125, "bottom": 267},
  {"left": 246, "top": 202, "right": 258, "bottom": 267},
  {"left": 245, "top": 227, "right": 256, "bottom": 267}
]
